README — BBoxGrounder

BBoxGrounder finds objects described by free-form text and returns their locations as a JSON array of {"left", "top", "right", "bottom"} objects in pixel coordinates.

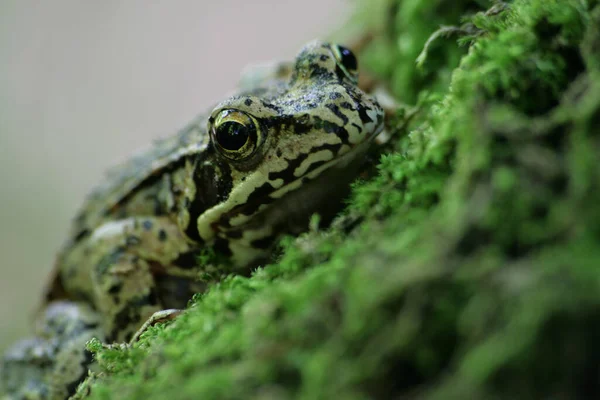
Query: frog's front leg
[{"left": 69, "top": 216, "right": 195, "bottom": 343}]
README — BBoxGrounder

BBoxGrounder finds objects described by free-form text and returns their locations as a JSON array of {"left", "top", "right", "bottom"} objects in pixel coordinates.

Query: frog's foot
[
  {"left": 99, "top": 309, "right": 182, "bottom": 352},
  {"left": 130, "top": 309, "right": 183, "bottom": 344},
  {"left": 1, "top": 337, "right": 54, "bottom": 400},
  {"left": 0, "top": 301, "right": 102, "bottom": 400}
]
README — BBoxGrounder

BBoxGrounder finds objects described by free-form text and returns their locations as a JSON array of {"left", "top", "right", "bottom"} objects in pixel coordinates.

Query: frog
[{"left": 0, "top": 40, "right": 384, "bottom": 400}]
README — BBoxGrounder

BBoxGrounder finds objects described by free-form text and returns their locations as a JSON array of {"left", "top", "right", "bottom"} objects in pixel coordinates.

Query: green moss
[
  {"left": 80, "top": 0, "right": 600, "bottom": 398},
  {"left": 357, "top": 0, "right": 482, "bottom": 103}
]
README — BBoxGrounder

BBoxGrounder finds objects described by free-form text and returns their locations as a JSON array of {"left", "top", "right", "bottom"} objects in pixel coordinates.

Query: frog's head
[{"left": 196, "top": 40, "right": 384, "bottom": 265}]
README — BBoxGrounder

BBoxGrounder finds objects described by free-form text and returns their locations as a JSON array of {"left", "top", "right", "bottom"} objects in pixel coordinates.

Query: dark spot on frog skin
[
  {"left": 312, "top": 116, "right": 349, "bottom": 144},
  {"left": 213, "top": 237, "right": 233, "bottom": 257},
  {"left": 244, "top": 98, "right": 253, "bottom": 106},
  {"left": 172, "top": 251, "right": 201, "bottom": 269},
  {"left": 268, "top": 152, "right": 310, "bottom": 182},
  {"left": 312, "top": 141, "right": 343, "bottom": 156},
  {"left": 142, "top": 220, "right": 153, "bottom": 231},
  {"left": 270, "top": 113, "right": 308, "bottom": 135},
  {"left": 290, "top": 114, "right": 312, "bottom": 134},
  {"left": 261, "top": 100, "right": 282, "bottom": 113},
  {"left": 126, "top": 235, "right": 141, "bottom": 246},
  {"left": 103, "top": 282, "right": 124, "bottom": 306},
  {"left": 236, "top": 181, "right": 277, "bottom": 217},
  {"left": 95, "top": 247, "right": 125, "bottom": 279},
  {"left": 250, "top": 235, "right": 275, "bottom": 250},
  {"left": 326, "top": 103, "right": 349, "bottom": 125},
  {"left": 347, "top": 90, "right": 375, "bottom": 125},
  {"left": 73, "top": 229, "right": 90, "bottom": 242},
  {"left": 158, "top": 229, "right": 167, "bottom": 242},
  {"left": 266, "top": 141, "right": 339, "bottom": 188},
  {"left": 108, "top": 283, "right": 123, "bottom": 295},
  {"left": 339, "top": 101, "right": 353, "bottom": 110},
  {"left": 310, "top": 65, "right": 334, "bottom": 81},
  {"left": 153, "top": 195, "right": 164, "bottom": 215},
  {"left": 225, "top": 229, "right": 243, "bottom": 239},
  {"left": 357, "top": 104, "right": 374, "bottom": 124}
]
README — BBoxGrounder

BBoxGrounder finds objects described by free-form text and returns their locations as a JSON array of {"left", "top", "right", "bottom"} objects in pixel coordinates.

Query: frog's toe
[
  {"left": 130, "top": 309, "right": 183, "bottom": 344},
  {"left": 1, "top": 302, "right": 102, "bottom": 400},
  {"left": 1, "top": 337, "right": 55, "bottom": 399}
]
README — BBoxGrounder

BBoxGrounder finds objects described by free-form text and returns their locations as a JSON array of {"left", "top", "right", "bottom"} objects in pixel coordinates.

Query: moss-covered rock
[{"left": 80, "top": 1, "right": 600, "bottom": 398}]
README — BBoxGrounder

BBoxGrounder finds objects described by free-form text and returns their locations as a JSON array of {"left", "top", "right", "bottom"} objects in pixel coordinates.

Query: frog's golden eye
[
  {"left": 211, "top": 109, "right": 259, "bottom": 161},
  {"left": 332, "top": 45, "right": 358, "bottom": 83}
]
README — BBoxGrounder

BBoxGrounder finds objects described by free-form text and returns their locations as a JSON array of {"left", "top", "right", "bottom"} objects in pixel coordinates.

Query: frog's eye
[
  {"left": 332, "top": 45, "right": 358, "bottom": 83},
  {"left": 211, "top": 109, "right": 259, "bottom": 161}
]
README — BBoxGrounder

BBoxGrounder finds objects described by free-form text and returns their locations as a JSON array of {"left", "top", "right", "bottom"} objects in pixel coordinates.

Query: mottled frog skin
[{"left": 0, "top": 40, "right": 384, "bottom": 399}]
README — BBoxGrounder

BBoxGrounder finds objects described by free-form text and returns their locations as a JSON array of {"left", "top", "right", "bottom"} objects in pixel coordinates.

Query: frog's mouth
[{"left": 211, "top": 137, "right": 378, "bottom": 265}]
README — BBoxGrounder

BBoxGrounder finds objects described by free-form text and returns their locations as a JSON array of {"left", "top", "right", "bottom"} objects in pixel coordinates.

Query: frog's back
[{"left": 71, "top": 112, "right": 211, "bottom": 239}]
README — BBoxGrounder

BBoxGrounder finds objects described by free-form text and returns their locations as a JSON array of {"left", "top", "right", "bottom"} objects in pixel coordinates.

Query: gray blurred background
[{"left": 0, "top": 0, "right": 348, "bottom": 352}]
